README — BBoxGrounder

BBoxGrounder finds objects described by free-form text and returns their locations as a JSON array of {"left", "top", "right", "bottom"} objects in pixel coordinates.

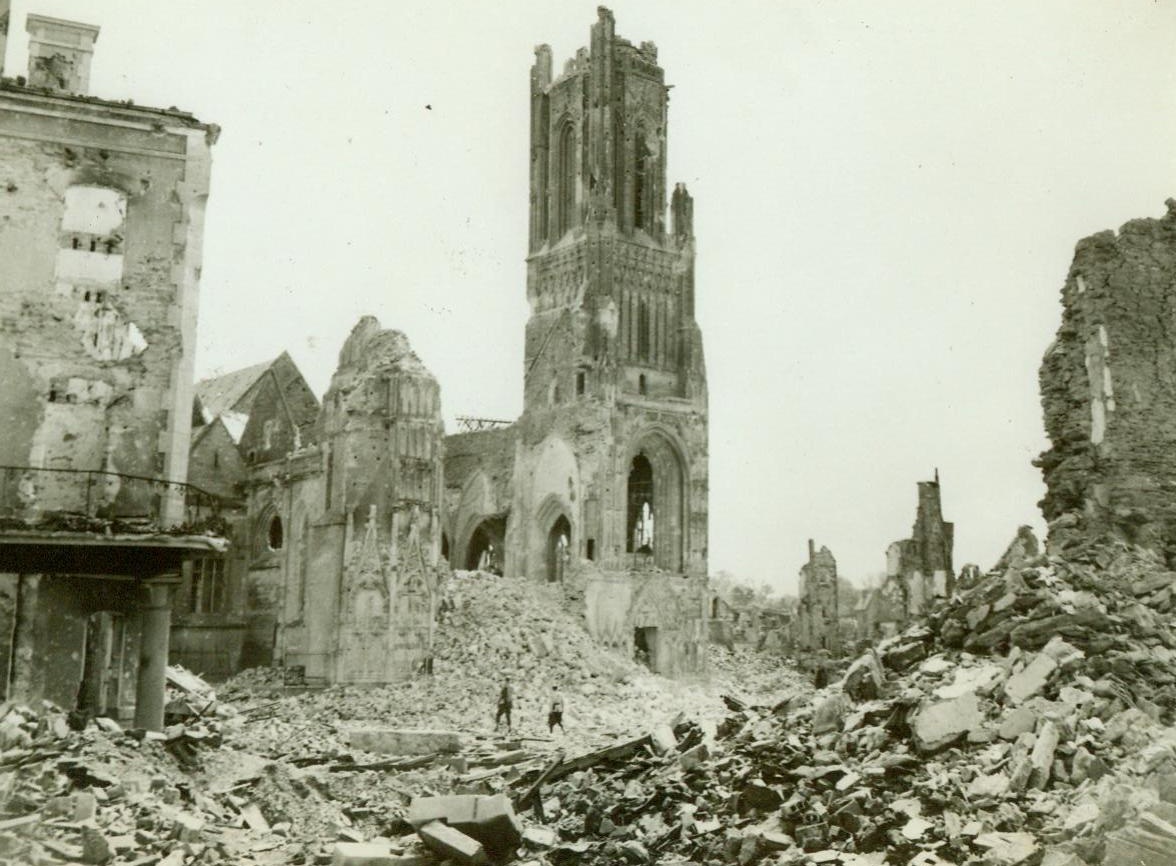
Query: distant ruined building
[
  {"left": 173, "top": 8, "right": 709, "bottom": 681},
  {"left": 1038, "top": 200, "right": 1176, "bottom": 564},
  {"left": 857, "top": 475, "right": 954, "bottom": 641},
  {"left": 796, "top": 541, "right": 840, "bottom": 656}
]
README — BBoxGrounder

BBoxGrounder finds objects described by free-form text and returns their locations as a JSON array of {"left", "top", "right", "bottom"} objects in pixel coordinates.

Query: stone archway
[
  {"left": 546, "top": 514, "right": 571, "bottom": 583},
  {"left": 465, "top": 515, "right": 507, "bottom": 573},
  {"left": 625, "top": 429, "right": 688, "bottom": 572}
]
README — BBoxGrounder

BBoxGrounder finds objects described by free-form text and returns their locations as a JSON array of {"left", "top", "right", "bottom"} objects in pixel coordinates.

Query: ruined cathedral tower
[{"left": 503, "top": 8, "right": 709, "bottom": 674}]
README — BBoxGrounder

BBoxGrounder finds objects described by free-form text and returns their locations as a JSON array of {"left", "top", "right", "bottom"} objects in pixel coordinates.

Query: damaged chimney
[{"left": 24, "top": 14, "right": 99, "bottom": 94}]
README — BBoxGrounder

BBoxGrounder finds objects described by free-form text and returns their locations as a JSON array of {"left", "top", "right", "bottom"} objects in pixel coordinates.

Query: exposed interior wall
[
  {"left": 1038, "top": 200, "right": 1176, "bottom": 561},
  {"left": 0, "top": 86, "right": 215, "bottom": 527}
]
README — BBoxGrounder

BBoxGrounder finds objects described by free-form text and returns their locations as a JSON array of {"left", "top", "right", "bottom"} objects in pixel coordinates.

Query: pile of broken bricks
[{"left": 374, "top": 543, "right": 1176, "bottom": 866}]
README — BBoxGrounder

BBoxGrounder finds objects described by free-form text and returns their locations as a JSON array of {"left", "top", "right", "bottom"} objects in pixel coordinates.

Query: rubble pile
[
  {"left": 218, "top": 572, "right": 806, "bottom": 765},
  {"left": 484, "top": 543, "right": 1176, "bottom": 865}
]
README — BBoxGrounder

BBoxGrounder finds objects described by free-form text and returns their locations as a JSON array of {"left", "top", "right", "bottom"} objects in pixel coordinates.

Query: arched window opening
[
  {"left": 547, "top": 515, "right": 571, "bottom": 583},
  {"left": 576, "top": 370, "right": 586, "bottom": 397},
  {"left": 634, "top": 129, "right": 652, "bottom": 231},
  {"left": 627, "top": 455, "right": 654, "bottom": 554},
  {"left": 441, "top": 532, "right": 450, "bottom": 561},
  {"left": 638, "top": 374, "right": 647, "bottom": 396},
  {"left": 556, "top": 123, "right": 576, "bottom": 237},
  {"left": 296, "top": 515, "right": 309, "bottom": 614},
  {"left": 466, "top": 516, "right": 506, "bottom": 574},
  {"left": 267, "top": 515, "right": 284, "bottom": 551},
  {"left": 637, "top": 300, "right": 650, "bottom": 361},
  {"left": 711, "top": 597, "right": 719, "bottom": 618}
]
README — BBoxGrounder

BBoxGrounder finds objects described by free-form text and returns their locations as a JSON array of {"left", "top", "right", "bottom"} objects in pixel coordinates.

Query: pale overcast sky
[{"left": 5, "top": 1, "right": 1174, "bottom": 592}]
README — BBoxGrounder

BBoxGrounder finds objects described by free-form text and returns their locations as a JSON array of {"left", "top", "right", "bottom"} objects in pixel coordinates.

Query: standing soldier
[
  {"left": 547, "top": 685, "right": 565, "bottom": 734},
  {"left": 495, "top": 677, "right": 515, "bottom": 732}
]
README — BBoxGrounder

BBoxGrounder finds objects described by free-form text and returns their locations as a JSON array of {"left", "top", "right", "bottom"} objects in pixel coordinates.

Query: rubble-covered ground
[
  {"left": 6, "top": 552, "right": 1176, "bottom": 865},
  {"left": 0, "top": 572, "right": 802, "bottom": 865}
]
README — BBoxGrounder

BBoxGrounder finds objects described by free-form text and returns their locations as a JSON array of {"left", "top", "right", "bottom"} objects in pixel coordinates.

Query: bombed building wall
[
  {"left": 272, "top": 317, "right": 446, "bottom": 685},
  {"left": 796, "top": 540, "right": 840, "bottom": 656},
  {"left": 1038, "top": 200, "right": 1176, "bottom": 561},
  {"left": 877, "top": 475, "right": 955, "bottom": 630},
  {"left": 0, "top": 16, "right": 217, "bottom": 526}
]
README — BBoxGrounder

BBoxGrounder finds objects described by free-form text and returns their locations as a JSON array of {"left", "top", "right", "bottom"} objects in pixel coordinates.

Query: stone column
[{"left": 134, "top": 577, "right": 176, "bottom": 731}]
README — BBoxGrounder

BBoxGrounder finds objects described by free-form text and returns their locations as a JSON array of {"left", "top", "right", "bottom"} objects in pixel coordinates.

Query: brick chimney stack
[{"left": 25, "top": 14, "right": 99, "bottom": 94}]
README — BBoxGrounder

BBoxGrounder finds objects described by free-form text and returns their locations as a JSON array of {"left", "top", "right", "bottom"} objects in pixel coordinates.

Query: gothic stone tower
[{"left": 505, "top": 8, "right": 708, "bottom": 675}]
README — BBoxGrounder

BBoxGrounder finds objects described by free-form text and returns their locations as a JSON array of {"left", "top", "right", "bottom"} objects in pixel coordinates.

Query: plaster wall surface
[{"left": 0, "top": 84, "right": 216, "bottom": 525}]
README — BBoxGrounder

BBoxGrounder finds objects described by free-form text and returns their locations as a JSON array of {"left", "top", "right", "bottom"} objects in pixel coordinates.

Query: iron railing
[
  {"left": 0, "top": 465, "right": 233, "bottom": 532},
  {"left": 455, "top": 416, "right": 514, "bottom": 433}
]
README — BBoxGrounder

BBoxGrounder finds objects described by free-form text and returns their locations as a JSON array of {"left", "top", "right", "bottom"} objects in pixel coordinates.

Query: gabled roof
[{"left": 194, "top": 358, "right": 275, "bottom": 422}]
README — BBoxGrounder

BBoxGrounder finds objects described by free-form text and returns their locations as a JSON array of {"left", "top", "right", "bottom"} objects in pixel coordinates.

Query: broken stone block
[
  {"left": 471, "top": 793, "right": 523, "bottom": 852},
  {"left": 739, "top": 782, "right": 783, "bottom": 812},
  {"left": 173, "top": 812, "right": 204, "bottom": 843},
  {"left": 649, "top": 725, "right": 677, "bottom": 755},
  {"left": 973, "top": 831, "right": 1038, "bottom": 865},
  {"left": 332, "top": 842, "right": 425, "bottom": 866},
  {"left": 522, "top": 827, "right": 557, "bottom": 850},
  {"left": 1041, "top": 851, "right": 1086, "bottom": 866},
  {"left": 1071, "top": 746, "right": 1110, "bottom": 784},
  {"left": 679, "top": 743, "right": 709, "bottom": 771},
  {"left": 1104, "top": 827, "right": 1176, "bottom": 866},
  {"left": 1029, "top": 721, "right": 1060, "bottom": 789},
  {"left": 349, "top": 728, "right": 462, "bottom": 755},
  {"left": 407, "top": 795, "right": 479, "bottom": 831},
  {"left": 80, "top": 828, "right": 112, "bottom": 865},
  {"left": 967, "top": 772, "right": 1010, "bottom": 798},
  {"left": 417, "top": 821, "right": 488, "bottom": 865},
  {"left": 843, "top": 651, "right": 885, "bottom": 701},
  {"left": 1062, "top": 802, "right": 1100, "bottom": 832},
  {"left": 619, "top": 839, "right": 649, "bottom": 862},
  {"left": 998, "top": 705, "right": 1038, "bottom": 740},
  {"left": 1004, "top": 652, "right": 1057, "bottom": 704},
  {"left": 811, "top": 693, "right": 851, "bottom": 735},
  {"left": 910, "top": 692, "right": 983, "bottom": 752}
]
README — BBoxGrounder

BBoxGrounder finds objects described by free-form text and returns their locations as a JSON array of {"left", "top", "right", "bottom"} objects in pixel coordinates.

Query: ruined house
[
  {"left": 0, "top": 14, "right": 220, "bottom": 728},
  {"left": 442, "top": 8, "right": 710, "bottom": 676},
  {"left": 169, "top": 353, "right": 320, "bottom": 677},
  {"left": 796, "top": 541, "right": 841, "bottom": 655},
  {"left": 1038, "top": 200, "right": 1176, "bottom": 563},
  {"left": 855, "top": 474, "right": 954, "bottom": 641}
]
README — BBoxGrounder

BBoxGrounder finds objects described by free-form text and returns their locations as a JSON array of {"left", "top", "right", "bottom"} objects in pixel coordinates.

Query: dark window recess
[
  {"left": 586, "top": 538, "right": 596, "bottom": 561},
  {"left": 267, "top": 515, "right": 284, "bottom": 551},
  {"left": 212, "top": 451, "right": 219, "bottom": 469},
  {"left": 190, "top": 557, "right": 227, "bottom": 614},
  {"left": 637, "top": 301, "right": 651, "bottom": 360},
  {"left": 634, "top": 129, "right": 652, "bottom": 230},
  {"left": 72, "top": 237, "right": 80, "bottom": 249},
  {"left": 557, "top": 123, "right": 576, "bottom": 236},
  {"left": 638, "top": 374, "right": 647, "bottom": 395},
  {"left": 576, "top": 371, "right": 586, "bottom": 396}
]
